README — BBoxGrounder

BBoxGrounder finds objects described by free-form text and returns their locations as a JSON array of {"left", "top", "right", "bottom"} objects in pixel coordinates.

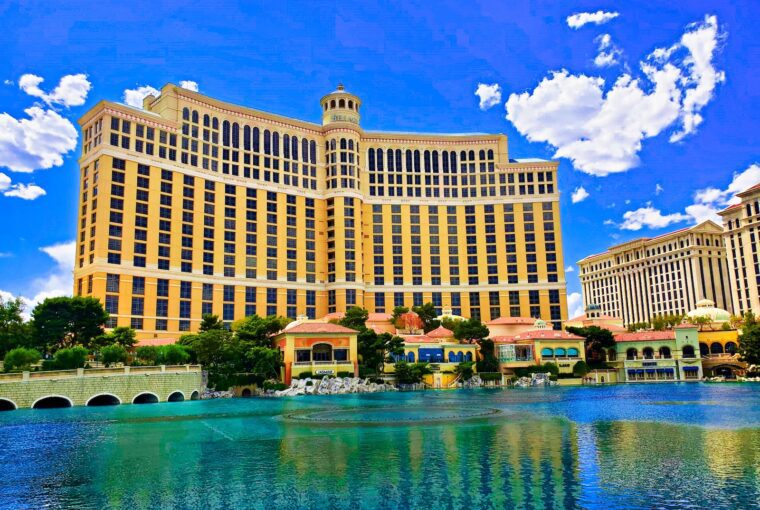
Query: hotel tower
[{"left": 74, "top": 84, "right": 567, "bottom": 339}]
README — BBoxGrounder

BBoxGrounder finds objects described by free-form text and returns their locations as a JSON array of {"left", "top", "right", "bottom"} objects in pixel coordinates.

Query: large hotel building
[
  {"left": 74, "top": 84, "right": 568, "bottom": 339},
  {"left": 577, "top": 221, "right": 732, "bottom": 326},
  {"left": 719, "top": 183, "right": 760, "bottom": 316}
]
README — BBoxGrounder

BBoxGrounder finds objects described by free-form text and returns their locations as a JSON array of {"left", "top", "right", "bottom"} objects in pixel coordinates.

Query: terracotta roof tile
[
  {"left": 427, "top": 325, "right": 454, "bottom": 338},
  {"left": 486, "top": 316, "right": 535, "bottom": 325},
  {"left": 283, "top": 322, "right": 357, "bottom": 334},
  {"left": 614, "top": 331, "right": 675, "bottom": 342},
  {"left": 492, "top": 330, "right": 584, "bottom": 342}
]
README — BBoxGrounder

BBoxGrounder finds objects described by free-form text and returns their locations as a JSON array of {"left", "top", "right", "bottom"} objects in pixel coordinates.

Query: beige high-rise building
[
  {"left": 73, "top": 83, "right": 568, "bottom": 339},
  {"left": 577, "top": 221, "right": 732, "bottom": 326},
  {"left": 719, "top": 183, "right": 760, "bottom": 316}
]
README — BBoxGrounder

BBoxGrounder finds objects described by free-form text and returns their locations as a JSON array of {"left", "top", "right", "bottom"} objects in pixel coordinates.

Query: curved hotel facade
[{"left": 74, "top": 84, "right": 567, "bottom": 338}]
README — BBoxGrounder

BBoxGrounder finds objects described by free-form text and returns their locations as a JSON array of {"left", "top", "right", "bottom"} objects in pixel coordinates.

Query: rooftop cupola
[{"left": 320, "top": 83, "right": 361, "bottom": 127}]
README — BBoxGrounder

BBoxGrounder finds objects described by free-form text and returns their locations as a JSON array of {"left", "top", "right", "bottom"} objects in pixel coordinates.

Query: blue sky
[{"left": 0, "top": 0, "right": 757, "bottom": 318}]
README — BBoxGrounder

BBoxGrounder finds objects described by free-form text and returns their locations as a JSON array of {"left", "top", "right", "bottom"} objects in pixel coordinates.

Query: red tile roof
[
  {"left": 492, "top": 330, "right": 584, "bottom": 342},
  {"left": 399, "top": 334, "right": 439, "bottom": 344},
  {"left": 614, "top": 331, "right": 675, "bottom": 342},
  {"left": 136, "top": 337, "right": 177, "bottom": 346},
  {"left": 427, "top": 325, "right": 454, "bottom": 338},
  {"left": 367, "top": 313, "right": 393, "bottom": 322},
  {"left": 283, "top": 322, "right": 357, "bottom": 334},
  {"left": 487, "top": 316, "right": 535, "bottom": 325}
]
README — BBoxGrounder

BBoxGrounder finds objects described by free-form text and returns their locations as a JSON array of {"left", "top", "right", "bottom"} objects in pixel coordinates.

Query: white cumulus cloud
[
  {"left": 18, "top": 73, "right": 91, "bottom": 107},
  {"left": 571, "top": 186, "right": 590, "bottom": 203},
  {"left": 684, "top": 163, "right": 760, "bottom": 223},
  {"left": 3, "top": 182, "right": 46, "bottom": 200},
  {"left": 123, "top": 85, "right": 161, "bottom": 108},
  {"left": 474, "top": 83, "right": 502, "bottom": 110},
  {"left": 179, "top": 80, "right": 199, "bottom": 92},
  {"left": 567, "top": 10, "right": 619, "bottom": 29},
  {"left": 506, "top": 15, "right": 725, "bottom": 177},
  {"left": 567, "top": 292, "right": 584, "bottom": 319},
  {"left": 594, "top": 34, "right": 623, "bottom": 68},
  {"left": 0, "top": 106, "right": 79, "bottom": 173},
  {"left": 565, "top": 265, "right": 575, "bottom": 273},
  {"left": 616, "top": 204, "right": 690, "bottom": 231},
  {"left": 0, "top": 240, "right": 75, "bottom": 318}
]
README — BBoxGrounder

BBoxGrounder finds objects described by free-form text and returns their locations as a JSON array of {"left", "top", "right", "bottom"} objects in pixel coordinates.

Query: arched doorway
[
  {"left": 642, "top": 347, "right": 654, "bottom": 359},
  {"left": 710, "top": 342, "right": 724, "bottom": 355},
  {"left": 86, "top": 394, "right": 121, "bottom": 406},
  {"left": 167, "top": 391, "right": 185, "bottom": 402},
  {"left": 0, "top": 399, "right": 17, "bottom": 411},
  {"left": 132, "top": 392, "right": 159, "bottom": 404},
  {"left": 659, "top": 346, "right": 671, "bottom": 359},
  {"left": 32, "top": 396, "right": 72, "bottom": 409},
  {"left": 699, "top": 343, "right": 709, "bottom": 356},
  {"left": 626, "top": 348, "right": 637, "bottom": 360}
]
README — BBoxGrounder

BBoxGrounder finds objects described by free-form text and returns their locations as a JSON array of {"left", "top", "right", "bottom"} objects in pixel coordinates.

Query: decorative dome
[
  {"left": 534, "top": 318, "right": 548, "bottom": 330},
  {"left": 436, "top": 307, "right": 465, "bottom": 322},
  {"left": 686, "top": 299, "right": 731, "bottom": 323},
  {"left": 320, "top": 83, "right": 361, "bottom": 127}
]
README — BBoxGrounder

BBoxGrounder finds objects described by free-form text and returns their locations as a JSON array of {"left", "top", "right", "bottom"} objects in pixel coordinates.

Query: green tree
[
  {"left": 627, "top": 321, "right": 650, "bottom": 332},
  {"left": 31, "top": 296, "right": 108, "bottom": 352},
  {"left": 476, "top": 338, "right": 500, "bottom": 373},
  {"left": 199, "top": 314, "right": 224, "bottom": 332},
  {"left": 391, "top": 306, "right": 409, "bottom": 323},
  {"left": 234, "top": 315, "right": 289, "bottom": 347},
  {"left": 245, "top": 346, "right": 282, "bottom": 379},
  {"left": 3, "top": 347, "right": 41, "bottom": 372},
  {"left": 566, "top": 326, "right": 615, "bottom": 364},
  {"left": 100, "top": 344, "right": 127, "bottom": 367},
  {"left": 738, "top": 312, "right": 760, "bottom": 366},
  {"left": 135, "top": 345, "right": 159, "bottom": 365},
  {"left": 412, "top": 302, "right": 440, "bottom": 333},
  {"left": 157, "top": 344, "right": 191, "bottom": 365},
  {"left": 0, "top": 297, "right": 31, "bottom": 357},
  {"left": 52, "top": 346, "right": 89, "bottom": 370},
  {"left": 357, "top": 329, "right": 404, "bottom": 375},
  {"left": 338, "top": 307, "right": 368, "bottom": 331},
  {"left": 454, "top": 317, "right": 489, "bottom": 344},
  {"left": 394, "top": 361, "right": 432, "bottom": 384},
  {"left": 454, "top": 361, "right": 475, "bottom": 381}
]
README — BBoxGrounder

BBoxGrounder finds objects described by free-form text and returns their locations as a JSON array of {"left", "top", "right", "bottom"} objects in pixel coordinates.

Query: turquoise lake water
[{"left": 0, "top": 383, "right": 759, "bottom": 509}]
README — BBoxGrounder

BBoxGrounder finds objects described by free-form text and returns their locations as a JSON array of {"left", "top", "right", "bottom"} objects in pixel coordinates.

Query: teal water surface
[{"left": 0, "top": 383, "right": 759, "bottom": 509}]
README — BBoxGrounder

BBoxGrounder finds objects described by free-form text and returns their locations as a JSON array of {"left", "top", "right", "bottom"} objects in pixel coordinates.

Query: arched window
[
  {"left": 348, "top": 100, "right": 353, "bottom": 109},
  {"left": 302, "top": 138, "right": 309, "bottom": 162},
  {"left": 348, "top": 139, "right": 354, "bottom": 151},
  {"left": 682, "top": 345, "right": 695, "bottom": 358},
  {"left": 479, "top": 149, "right": 486, "bottom": 160},
  {"left": 448, "top": 351, "right": 456, "bottom": 362},
  {"left": 252, "top": 127, "right": 260, "bottom": 152},
  {"left": 312, "top": 343, "right": 333, "bottom": 362},
  {"left": 699, "top": 342, "right": 709, "bottom": 356},
  {"left": 191, "top": 110, "right": 199, "bottom": 123},
  {"left": 424, "top": 150, "right": 431, "bottom": 172},
  {"left": 232, "top": 123, "right": 239, "bottom": 148},
  {"left": 395, "top": 149, "right": 402, "bottom": 171},
  {"left": 465, "top": 352, "right": 473, "bottom": 361},
  {"left": 414, "top": 150, "right": 420, "bottom": 172},
  {"left": 263, "top": 130, "right": 271, "bottom": 154},
  {"left": 567, "top": 347, "right": 579, "bottom": 357},
  {"left": 330, "top": 139, "right": 336, "bottom": 151},
  {"left": 457, "top": 351, "right": 464, "bottom": 362},
  {"left": 243, "top": 126, "right": 251, "bottom": 150},
  {"left": 292, "top": 136, "right": 298, "bottom": 160},
  {"left": 607, "top": 348, "right": 617, "bottom": 361},
  {"left": 725, "top": 342, "right": 737, "bottom": 354},
  {"left": 368, "top": 148, "right": 375, "bottom": 171},
  {"left": 222, "top": 120, "right": 231, "bottom": 146},
  {"left": 487, "top": 149, "right": 494, "bottom": 160},
  {"left": 407, "top": 351, "right": 415, "bottom": 362},
  {"left": 432, "top": 151, "right": 439, "bottom": 172},
  {"left": 339, "top": 98, "right": 345, "bottom": 108},
  {"left": 283, "top": 134, "right": 290, "bottom": 158},
  {"left": 450, "top": 152, "right": 457, "bottom": 172},
  {"left": 626, "top": 348, "right": 638, "bottom": 360},
  {"left": 330, "top": 99, "right": 335, "bottom": 108},
  {"left": 659, "top": 346, "right": 671, "bottom": 359},
  {"left": 468, "top": 150, "right": 475, "bottom": 161},
  {"left": 541, "top": 347, "right": 554, "bottom": 357},
  {"left": 212, "top": 117, "right": 219, "bottom": 130},
  {"left": 377, "top": 149, "right": 384, "bottom": 171},
  {"left": 182, "top": 107, "right": 190, "bottom": 120},
  {"left": 272, "top": 132, "right": 279, "bottom": 156},
  {"left": 405, "top": 150, "right": 413, "bottom": 171},
  {"left": 310, "top": 141, "right": 317, "bottom": 163},
  {"left": 203, "top": 114, "right": 210, "bottom": 127},
  {"left": 555, "top": 347, "right": 566, "bottom": 357},
  {"left": 710, "top": 342, "right": 724, "bottom": 354},
  {"left": 340, "top": 138, "right": 347, "bottom": 150},
  {"left": 643, "top": 347, "right": 654, "bottom": 359},
  {"left": 442, "top": 151, "right": 449, "bottom": 172}
]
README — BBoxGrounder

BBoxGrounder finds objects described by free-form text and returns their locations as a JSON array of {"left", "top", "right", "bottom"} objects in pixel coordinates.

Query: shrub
[
  {"left": 157, "top": 344, "right": 190, "bottom": 365},
  {"left": 263, "top": 381, "right": 288, "bottom": 391},
  {"left": 336, "top": 371, "right": 353, "bottom": 378},
  {"left": 572, "top": 360, "right": 590, "bottom": 377},
  {"left": 3, "top": 347, "right": 41, "bottom": 372},
  {"left": 135, "top": 346, "right": 159, "bottom": 365},
  {"left": 100, "top": 344, "right": 127, "bottom": 367},
  {"left": 479, "top": 372, "right": 503, "bottom": 382},
  {"left": 53, "top": 346, "right": 88, "bottom": 370}
]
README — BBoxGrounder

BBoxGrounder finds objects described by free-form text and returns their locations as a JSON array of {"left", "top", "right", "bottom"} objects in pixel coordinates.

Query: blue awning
[
  {"left": 683, "top": 366, "right": 699, "bottom": 372},
  {"left": 636, "top": 369, "right": 645, "bottom": 374},
  {"left": 646, "top": 369, "right": 656, "bottom": 374},
  {"left": 656, "top": 368, "right": 665, "bottom": 373},
  {"left": 664, "top": 368, "right": 674, "bottom": 374},
  {"left": 627, "top": 369, "right": 636, "bottom": 375}
]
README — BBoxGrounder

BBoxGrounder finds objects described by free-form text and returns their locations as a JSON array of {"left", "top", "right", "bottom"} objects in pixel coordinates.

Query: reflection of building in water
[{"left": 276, "top": 415, "right": 580, "bottom": 508}]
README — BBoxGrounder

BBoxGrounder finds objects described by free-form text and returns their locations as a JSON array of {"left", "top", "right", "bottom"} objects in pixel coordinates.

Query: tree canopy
[
  {"left": 338, "top": 307, "right": 368, "bottom": 331},
  {"left": 738, "top": 312, "right": 760, "bottom": 366},
  {"left": 0, "top": 297, "right": 30, "bottom": 357},
  {"left": 31, "top": 296, "right": 108, "bottom": 352},
  {"left": 566, "top": 326, "right": 615, "bottom": 363},
  {"left": 453, "top": 317, "right": 489, "bottom": 344}
]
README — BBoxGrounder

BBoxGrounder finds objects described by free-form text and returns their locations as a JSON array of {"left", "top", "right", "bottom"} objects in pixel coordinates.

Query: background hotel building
[
  {"left": 577, "top": 221, "right": 732, "bottom": 326},
  {"left": 74, "top": 83, "right": 568, "bottom": 339},
  {"left": 719, "top": 183, "right": 760, "bottom": 315}
]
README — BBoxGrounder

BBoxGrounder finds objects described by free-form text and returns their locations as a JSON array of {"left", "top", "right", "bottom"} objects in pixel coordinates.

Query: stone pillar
[
  {"left": 77, "top": 368, "right": 84, "bottom": 377},
  {"left": 22, "top": 371, "right": 29, "bottom": 382}
]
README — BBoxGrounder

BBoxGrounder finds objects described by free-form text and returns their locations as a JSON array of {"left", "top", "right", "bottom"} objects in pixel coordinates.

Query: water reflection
[{"left": 0, "top": 385, "right": 759, "bottom": 509}]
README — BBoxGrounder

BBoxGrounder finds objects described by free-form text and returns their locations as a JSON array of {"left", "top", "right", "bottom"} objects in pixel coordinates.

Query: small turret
[{"left": 320, "top": 83, "right": 361, "bottom": 127}]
